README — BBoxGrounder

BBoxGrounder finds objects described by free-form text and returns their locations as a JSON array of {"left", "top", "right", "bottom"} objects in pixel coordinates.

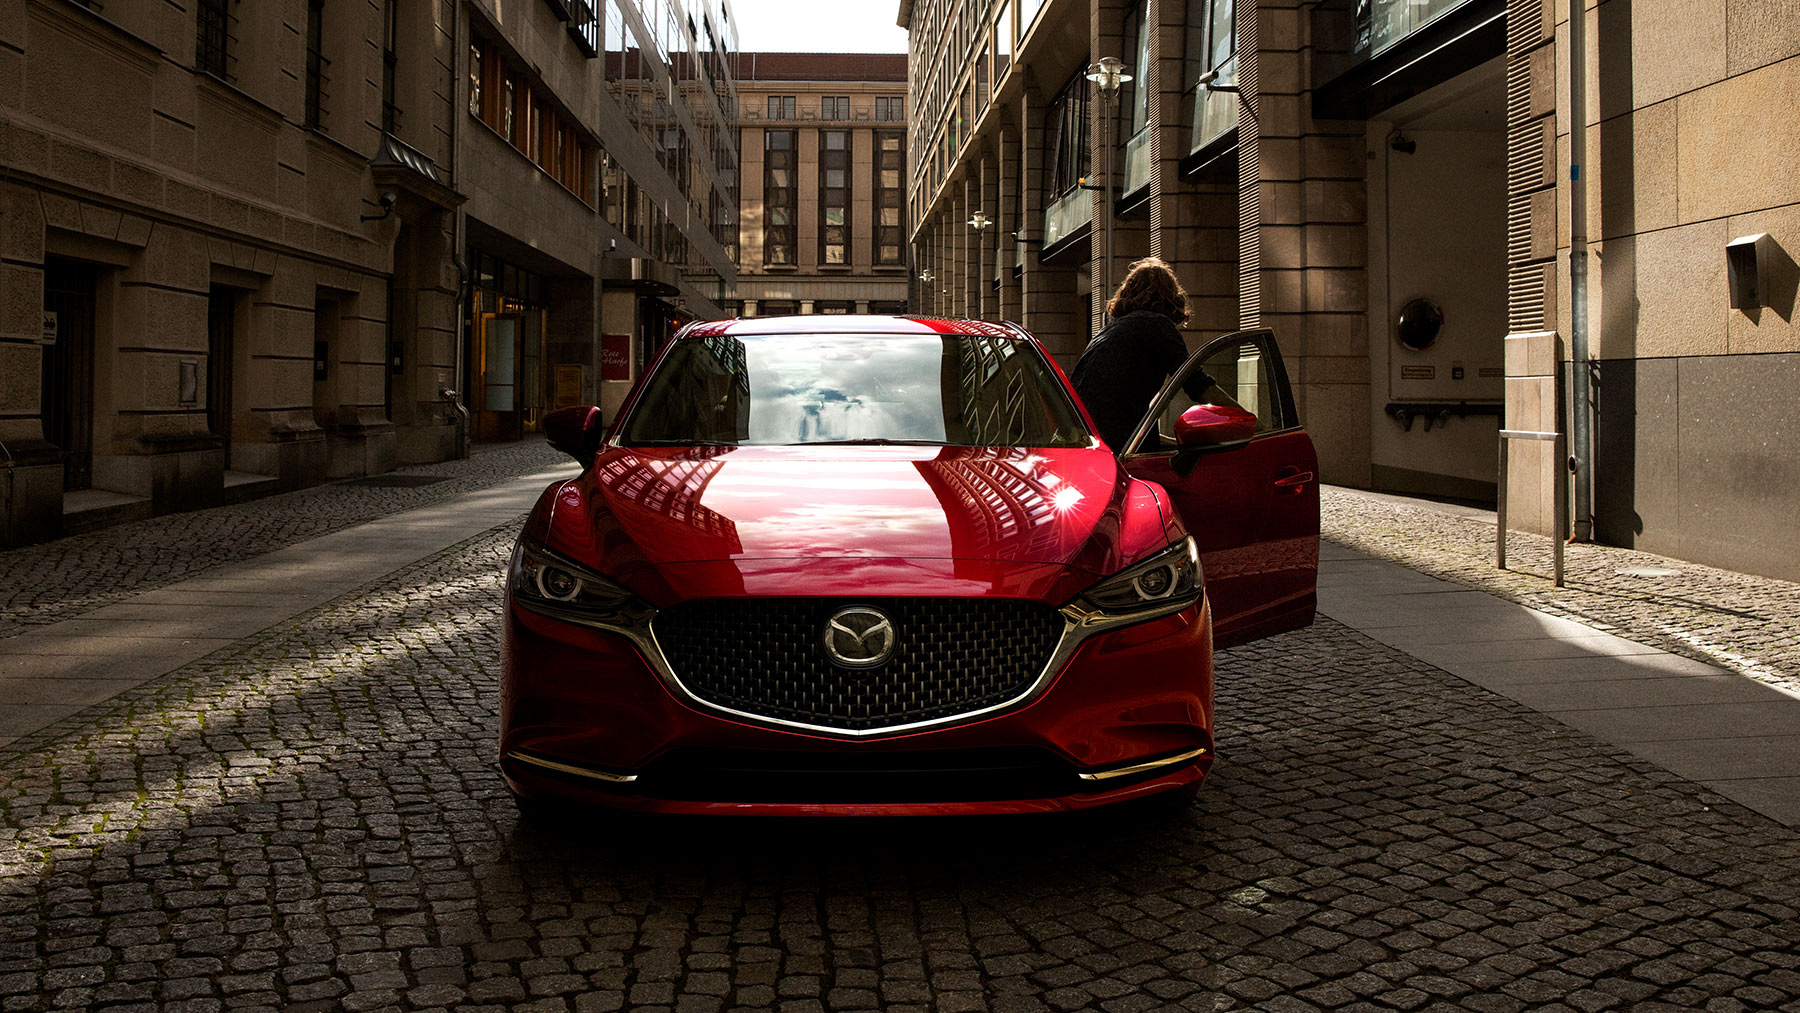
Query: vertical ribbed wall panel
[
  {"left": 1236, "top": 13, "right": 1260, "bottom": 330},
  {"left": 1505, "top": 0, "right": 1550, "bottom": 333}
]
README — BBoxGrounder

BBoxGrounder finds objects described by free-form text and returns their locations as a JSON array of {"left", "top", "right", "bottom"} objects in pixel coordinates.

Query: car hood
[{"left": 537, "top": 444, "right": 1175, "bottom": 592}]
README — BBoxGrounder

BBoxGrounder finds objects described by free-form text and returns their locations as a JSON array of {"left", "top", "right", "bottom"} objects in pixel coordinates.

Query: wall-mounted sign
[
  {"left": 601, "top": 334, "right": 631, "bottom": 381},
  {"left": 553, "top": 364, "right": 585, "bottom": 409},
  {"left": 40, "top": 311, "right": 57, "bottom": 345}
]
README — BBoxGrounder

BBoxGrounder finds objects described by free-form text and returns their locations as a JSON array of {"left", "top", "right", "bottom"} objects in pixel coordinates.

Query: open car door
[{"left": 1119, "top": 329, "right": 1319, "bottom": 647}]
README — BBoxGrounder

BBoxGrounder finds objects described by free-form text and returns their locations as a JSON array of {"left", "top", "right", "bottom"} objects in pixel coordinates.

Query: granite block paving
[{"left": 1, "top": 516, "right": 1797, "bottom": 1010}]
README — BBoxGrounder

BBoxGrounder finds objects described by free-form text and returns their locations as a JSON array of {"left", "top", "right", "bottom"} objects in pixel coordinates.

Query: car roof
[{"left": 680, "top": 315, "right": 1030, "bottom": 340}]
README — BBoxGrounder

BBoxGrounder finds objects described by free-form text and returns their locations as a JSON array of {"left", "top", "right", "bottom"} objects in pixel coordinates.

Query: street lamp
[
  {"left": 1085, "top": 56, "right": 1131, "bottom": 320},
  {"left": 967, "top": 211, "right": 993, "bottom": 230}
]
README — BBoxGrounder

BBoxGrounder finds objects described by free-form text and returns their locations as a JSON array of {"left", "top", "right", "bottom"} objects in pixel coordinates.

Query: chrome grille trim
[
  {"left": 520, "top": 588, "right": 1201, "bottom": 739},
  {"left": 652, "top": 598, "right": 1065, "bottom": 733}
]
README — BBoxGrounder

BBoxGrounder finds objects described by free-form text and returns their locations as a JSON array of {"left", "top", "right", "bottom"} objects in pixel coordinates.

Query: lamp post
[
  {"left": 918, "top": 268, "right": 934, "bottom": 314},
  {"left": 1086, "top": 56, "right": 1131, "bottom": 322}
]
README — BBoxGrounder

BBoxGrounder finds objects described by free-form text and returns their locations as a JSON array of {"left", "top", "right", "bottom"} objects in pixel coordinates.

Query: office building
[{"left": 899, "top": 0, "right": 1800, "bottom": 580}]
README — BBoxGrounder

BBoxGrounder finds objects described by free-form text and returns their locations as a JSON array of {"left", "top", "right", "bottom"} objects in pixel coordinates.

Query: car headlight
[
  {"left": 508, "top": 538, "right": 652, "bottom": 631},
  {"left": 1068, "top": 536, "right": 1203, "bottom": 622}
]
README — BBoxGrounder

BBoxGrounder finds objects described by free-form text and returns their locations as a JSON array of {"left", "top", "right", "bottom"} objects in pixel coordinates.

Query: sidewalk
[
  {"left": 1321, "top": 485, "right": 1800, "bottom": 827},
  {"left": 0, "top": 445, "right": 579, "bottom": 748}
]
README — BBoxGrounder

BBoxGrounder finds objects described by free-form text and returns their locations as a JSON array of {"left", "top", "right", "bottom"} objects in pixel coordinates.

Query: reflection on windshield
[{"left": 621, "top": 333, "right": 1088, "bottom": 448}]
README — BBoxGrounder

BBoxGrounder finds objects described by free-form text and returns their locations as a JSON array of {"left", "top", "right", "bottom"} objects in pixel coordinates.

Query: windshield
[{"left": 620, "top": 332, "right": 1091, "bottom": 447}]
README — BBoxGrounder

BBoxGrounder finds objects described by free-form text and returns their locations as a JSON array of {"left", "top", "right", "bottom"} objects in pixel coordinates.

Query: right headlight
[
  {"left": 1067, "top": 536, "right": 1203, "bottom": 623},
  {"left": 508, "top": 537, "right": 653, "bottom": 632}
]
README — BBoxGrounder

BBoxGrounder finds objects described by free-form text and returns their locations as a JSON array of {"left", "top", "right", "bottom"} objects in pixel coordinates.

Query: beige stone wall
[
  {"left": 0, "top": 0, "right": 456, "bottom": 542},
  {"left": 735, "top": 76, "right": 910, "bottom": 313}
]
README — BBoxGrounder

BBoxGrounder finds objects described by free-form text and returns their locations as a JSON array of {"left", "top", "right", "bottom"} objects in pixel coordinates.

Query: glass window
[
  {"left": 764, "top": 130, "right": 796, "bottom": 265},
  {"left": 621, "top": 334, "right": 1089, "bottom": 447},
  {"left": 1187, "top": 0, "right": 1237, "bottom": 151},
  {"left": 995, "top": 2, "right": 1012, "bottom": 78},
  {"left": 468, "top": 45, "right": 483, "bottom": 118}
]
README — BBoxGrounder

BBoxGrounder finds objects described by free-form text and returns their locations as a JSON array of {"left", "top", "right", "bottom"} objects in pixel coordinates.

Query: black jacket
[{"left": 1070, "top": 311, "right": 1214, "bottom": 451}]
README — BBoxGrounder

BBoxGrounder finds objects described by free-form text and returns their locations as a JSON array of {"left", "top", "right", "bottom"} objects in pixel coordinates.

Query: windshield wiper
[
  {"left": 786, "top": 439, "right": 947, "bottom": 446},
  {"left": 625, "top": 439, "right": 740, "bottom": 447}
]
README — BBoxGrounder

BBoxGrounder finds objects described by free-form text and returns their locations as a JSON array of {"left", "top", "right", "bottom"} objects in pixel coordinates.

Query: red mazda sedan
[{"left": 500, "top": 316, "right": 1318, "bottom": 816}]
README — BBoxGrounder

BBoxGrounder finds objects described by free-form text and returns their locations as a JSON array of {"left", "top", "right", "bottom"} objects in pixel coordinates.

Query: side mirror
[
  {"left": 1175, "top": 403, "right": 1257, "bottom": 449},
  {"left": 543, "top": 405, "right": 604, "bottom": 463}
]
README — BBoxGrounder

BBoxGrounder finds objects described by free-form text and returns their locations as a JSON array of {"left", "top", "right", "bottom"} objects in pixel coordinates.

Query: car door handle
[{"left": 1273, "top": 470, "right": 1314, "bottom": 493}]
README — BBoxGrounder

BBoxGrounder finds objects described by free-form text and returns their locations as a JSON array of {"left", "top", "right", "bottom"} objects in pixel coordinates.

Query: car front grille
[{"left": 653, "top": 598, "right": 1067, "bottom": 732}]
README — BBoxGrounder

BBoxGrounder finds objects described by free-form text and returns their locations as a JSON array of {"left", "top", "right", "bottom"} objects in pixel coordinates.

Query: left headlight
[
  {"left": 1067, "top": 536, "right": 1203, "bottom": 623},
  {"left": 508, "top": 538, "right": 652, "bottom": 631}
]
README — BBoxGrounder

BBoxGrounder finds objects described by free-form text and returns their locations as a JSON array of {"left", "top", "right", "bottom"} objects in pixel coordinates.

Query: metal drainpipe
[{"left": 1569, "top": 0, "right": 1593, "bottom": 541}]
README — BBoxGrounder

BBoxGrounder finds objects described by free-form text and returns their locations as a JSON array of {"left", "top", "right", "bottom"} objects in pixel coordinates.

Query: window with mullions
[
  {"left": 875, "top": 132, "right": 905, "bottom": 265},
  {"left": 1041, "top": 74, "right": 1090, "bottom": 247},
  {"left": 1187, "top": 0, "right": 1237, "bottom": 152},
  {"left": 764, "top": 130, "right": 796, "bottom": 266},
  {"left": 822, "top": 96, "right": 850, "bottom": 120},
  {"left": 381, "top": 0, "right": 400, "bottom": 134},
  {"left": 875, "top": 96, "right": 904, "bottom": 120},
  {"left": 995, "top": 2, "right": 1012, "bottom": 78},
  {"left": 304, "top": 0, "right": 329, "bottom": 130},
  {"left": 768, "top": 95, "right": 796, "bottom": 119},
  {"left": 195, "top": 0, "right": 232, "bottom": 80},
  {"left": 819, "top": 130, "right": 849, "bottom": 265},
  {"left": 1122, "top": 0, "right": 1152, "bottom": 194}
]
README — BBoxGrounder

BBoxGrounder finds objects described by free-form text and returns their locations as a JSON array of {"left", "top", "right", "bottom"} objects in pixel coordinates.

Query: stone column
[
  {"left": 1238, "top": 0, "right": 1371, "bottom": 487},
  {"left": 0, "top": 184, "right": 60, "bottom": 545},
  {"left": 1502, "top": 0, "right": 1559, "bottom": 535},
  {"left": 997, "top": 120, "right": 1024, "bottom": 323}
]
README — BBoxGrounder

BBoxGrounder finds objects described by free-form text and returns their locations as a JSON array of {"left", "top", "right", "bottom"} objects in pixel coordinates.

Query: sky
[{"left": 726, "top": 0, "right": 910, "bottom": 53}]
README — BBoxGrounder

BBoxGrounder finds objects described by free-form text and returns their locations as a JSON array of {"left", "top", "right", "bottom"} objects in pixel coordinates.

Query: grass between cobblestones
[{"left": 1, "top": 509, "right": 1797, "bottom": 1011}]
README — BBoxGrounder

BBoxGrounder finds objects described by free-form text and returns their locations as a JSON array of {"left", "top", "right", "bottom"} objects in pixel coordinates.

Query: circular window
[{"left": 1396, "top": 298, "right": 1445, "bottom": 351}]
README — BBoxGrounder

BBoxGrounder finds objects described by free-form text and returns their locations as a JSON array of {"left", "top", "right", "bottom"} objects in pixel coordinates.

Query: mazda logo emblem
[{"left": 823, "top": 606, "right": 896, "bottom": 668}]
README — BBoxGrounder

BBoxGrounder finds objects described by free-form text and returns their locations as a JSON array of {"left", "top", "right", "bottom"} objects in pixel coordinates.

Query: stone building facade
[
  {"left": 1, "top": 0, "right": 741, "bottom": 547},
  {"left": 899, "top": 0, "right": 1800, "bottom": 581},
  {"left": 730, "top": 53, "right": 910, "bottom": 317}
]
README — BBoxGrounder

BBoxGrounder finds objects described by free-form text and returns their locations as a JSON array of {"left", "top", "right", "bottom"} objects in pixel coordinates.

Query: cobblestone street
[{"left": 2, "top": 466, "right": 1799, "bottom": 1012}]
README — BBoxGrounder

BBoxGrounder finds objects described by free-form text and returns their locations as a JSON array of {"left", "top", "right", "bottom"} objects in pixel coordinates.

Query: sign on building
[{"left": 601, "top": 334, "right": 631, "bottom": 381}]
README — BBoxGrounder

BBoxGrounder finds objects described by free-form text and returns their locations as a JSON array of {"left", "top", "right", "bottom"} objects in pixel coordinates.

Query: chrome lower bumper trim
[
  {"left": 1077, "top": 746, "right": 1209, "bottom": 782},
  {"left": 506, "top": 750, "right": 639, "bottom": 784}
]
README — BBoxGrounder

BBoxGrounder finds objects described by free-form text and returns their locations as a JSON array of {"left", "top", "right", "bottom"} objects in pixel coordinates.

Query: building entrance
[
  {"left": 42, "top": 258, "right": 98, "bottom": 492},
  {"left": 468, "top": 253, "right": 546, "bottom": 443}
]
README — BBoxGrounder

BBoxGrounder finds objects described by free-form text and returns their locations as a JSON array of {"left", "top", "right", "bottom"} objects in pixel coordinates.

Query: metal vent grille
[{"left": 655, "top": 598, "right": 1066, "bottom": 731}]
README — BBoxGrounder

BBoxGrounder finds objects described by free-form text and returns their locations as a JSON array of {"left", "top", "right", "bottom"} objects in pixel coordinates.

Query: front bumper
[{"left": 499, "top": 599, "right": 1214, "bottom": 816}]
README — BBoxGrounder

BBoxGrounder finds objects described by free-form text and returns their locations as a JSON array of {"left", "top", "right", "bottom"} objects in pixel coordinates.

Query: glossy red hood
[{"left": 535, "top": 445, "right": 1178, "bottom": 594}]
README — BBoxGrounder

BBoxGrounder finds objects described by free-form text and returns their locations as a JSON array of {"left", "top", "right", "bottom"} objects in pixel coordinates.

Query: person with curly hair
[{"left": 1071, "top": 257, "right": 1240, "bottom": 451}]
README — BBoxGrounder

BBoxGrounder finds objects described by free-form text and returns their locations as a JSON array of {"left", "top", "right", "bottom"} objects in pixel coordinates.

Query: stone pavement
[
  {"left": 1321, "top": 487, "right": 1800, "bottom": 698},
  {"left": 0, "top": 450, "right": 580, "bottom": 748},
  {"left": 0, "top": 466, "right": 1797, "bottom": 1011},
  {"left": 0, "top": 442, "right": 572, "bottom": 641}
]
